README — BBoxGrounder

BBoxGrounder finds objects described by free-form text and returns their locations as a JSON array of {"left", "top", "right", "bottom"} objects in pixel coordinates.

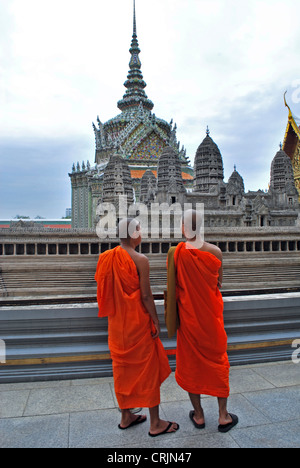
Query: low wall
[
  {"left": 1, "top": 226, "right": 300, "bottom": 298},
  {"left": 1, "top": 226, "right": 300, "bottom": 256},
  {"left": 0, "top": 293, "right": 299, "bottom": 383}
]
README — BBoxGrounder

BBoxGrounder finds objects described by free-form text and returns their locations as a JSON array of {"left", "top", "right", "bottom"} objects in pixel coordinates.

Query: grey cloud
[{"left": 0, "top": 136, "right": 93, "bottom": 218}]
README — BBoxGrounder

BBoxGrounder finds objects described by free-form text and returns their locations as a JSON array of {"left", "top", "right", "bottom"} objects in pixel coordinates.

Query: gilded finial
[
  {"left": 133, "top": 0, "right": 137, "bottom": 36},
  {"left": 284, "top": 90, "right": 288, "bottom": 108}
]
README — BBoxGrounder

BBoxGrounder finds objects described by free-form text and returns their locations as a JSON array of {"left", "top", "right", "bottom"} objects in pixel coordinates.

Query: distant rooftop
[{"left": 0, "top": 219, "right": 72, "bottom": 229}]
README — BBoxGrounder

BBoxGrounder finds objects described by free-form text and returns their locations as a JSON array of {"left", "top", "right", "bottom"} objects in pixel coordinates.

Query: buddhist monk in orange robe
[
  {"left": 95, "top": 218, "right": 179, "bottom": 437},
  {"left": 172, "top": 209, "right": 238, "bottom": 433}
]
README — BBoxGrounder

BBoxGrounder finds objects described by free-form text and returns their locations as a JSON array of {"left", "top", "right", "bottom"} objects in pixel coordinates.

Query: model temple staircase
[{"left": 0, "top": 253, "right": 299, "bottom": 299}]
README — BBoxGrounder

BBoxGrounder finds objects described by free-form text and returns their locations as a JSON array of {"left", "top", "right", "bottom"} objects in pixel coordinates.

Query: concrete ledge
[{"left": 0, "top": 293, "right": 300, "bottom": 383}]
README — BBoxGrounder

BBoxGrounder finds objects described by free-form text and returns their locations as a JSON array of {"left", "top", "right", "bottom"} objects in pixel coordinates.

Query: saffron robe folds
[
  {"left": 174, "top": 242, "right": 230, "bottom": 398},
  {"left": 95, "top": 246, "right": 171, "bottom": 409}
]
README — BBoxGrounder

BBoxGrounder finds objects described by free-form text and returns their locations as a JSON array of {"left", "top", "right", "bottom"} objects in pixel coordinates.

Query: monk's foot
[
  {"left": 119, "top": 414, "right": 147, "bottom": 430},
  {"left": 218, "top": 413, "right": 239, "bottom": 433},
  {"left": 149, "top": 419, "right": 179, "bottom": 437},
  {"left": 218, "top": 412, "right": 233, "bottom": 426},
  {"left": 189, "top": 410, "right": 205, "bottom": 429},
  {"left": 193, "top": 407, "right": 205, "bottom": 425}
]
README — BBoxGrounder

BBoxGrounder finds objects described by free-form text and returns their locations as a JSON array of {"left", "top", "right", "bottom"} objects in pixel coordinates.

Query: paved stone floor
[{"left": 0, "top": 361, "right": 300, "bottom": 448}]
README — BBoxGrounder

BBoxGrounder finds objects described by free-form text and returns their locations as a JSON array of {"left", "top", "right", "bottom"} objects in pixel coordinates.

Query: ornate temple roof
[
  {"left": 283, "top": 93, "right": 300, "bottom": 200},
  {"left": 102, "top": 154, "right": 134, "bottom": 204},
  {"left": 117, "top": 0, "right": 154, "bottom": 114},
  {"left": 130, "top": 169, "right": 157, "bottom": 180},
  {"left": 157, "top": 146, "right": 186, "bottom": 194},
  {"left": 129, "top": 167, "right": 193, "bottom": 181},
  {"left": 283, "top": 92, "right": 300, "bottom": 159},
  {"left": 194, "top": 127, "right": 224, "bottom": 193},
  {"left": 91, "top": 0, "right": 192, "bottom": 184},
  {"left": 270, "top": 145, "right": 297, "bottom": 193},
  {"left": 226, "top": 166, "right": 245, "bottom": 195},
  {"left": 140, "top": 169, "right": 157, "bottom": 204}
]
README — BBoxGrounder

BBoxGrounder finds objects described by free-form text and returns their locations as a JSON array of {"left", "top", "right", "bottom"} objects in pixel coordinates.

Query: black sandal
[{"left": 218, "top": 413, "right": 239, "bottom": 433}]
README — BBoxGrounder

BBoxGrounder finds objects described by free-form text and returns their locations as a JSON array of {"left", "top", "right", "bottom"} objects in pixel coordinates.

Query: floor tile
[
  {"left": 160, "top": 373, "right": 188, "bottom": 402},
  {"left": 69, "top": 408, "right": 149, "bottom": 448},
  {"left": 0, "top": 414, "right": 69, "bottom": 448},
  {"left": 24, "top": 383, "right": 115, "bottom": 416},
  {"left": 230, "top": 418, "right": 300, "bottom": 448},
  {"left": 253, "top": 362, "right": 300, "bottom": 388},
  {"left": 243, "top": 386, "right": 300, "bottom": 423},
  {"left": 229, "top": 368, "right": 275, "bottom": 394},
  {"left": 0, "top": 390, "right": 30, "bottom": 418}
]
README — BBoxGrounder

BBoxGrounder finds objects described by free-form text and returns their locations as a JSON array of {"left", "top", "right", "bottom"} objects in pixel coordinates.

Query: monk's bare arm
[
  {"left": 215, "top": 248, "right": 223, "bottom": 288},
  {"left": 218, "top": 262, "right": 223, "bottom": 288},
  {"left": 213, "top": 247, "right": 223, "bottom": 288},
  {"left": 205, "top": 242, "right": 223, "bottom": 288},
  {"left": 135, "top": 254, "right": 160, "bottom": 338}
]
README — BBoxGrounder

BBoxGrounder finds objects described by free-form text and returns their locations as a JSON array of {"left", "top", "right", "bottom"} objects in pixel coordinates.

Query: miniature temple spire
[
  {"left": 133, "top": 0, "right": 137, "bottom": 36},
  {"left": 117, "top": 0, "right": 154, "bottom": 113}
]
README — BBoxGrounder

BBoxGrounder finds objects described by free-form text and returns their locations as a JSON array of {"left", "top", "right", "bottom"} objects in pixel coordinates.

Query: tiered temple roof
[
  {"left": 92, "top": 0, "right": 192, "bottom": 183},
  {"left": 194, "top": 127, "right": 224, "bottom": 193},
  {"left": 283, "top": 93, "right": 300, "bottom": 200}
]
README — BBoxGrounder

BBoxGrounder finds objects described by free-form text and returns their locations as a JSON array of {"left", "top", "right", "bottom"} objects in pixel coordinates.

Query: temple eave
[{"left": 117, "top": 100, "right": 154, "bottom": 112}]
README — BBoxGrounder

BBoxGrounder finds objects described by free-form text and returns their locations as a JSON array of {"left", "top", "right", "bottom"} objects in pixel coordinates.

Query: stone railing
[{"left": 0, "top": 227, "right": 300, "bottom": 256}]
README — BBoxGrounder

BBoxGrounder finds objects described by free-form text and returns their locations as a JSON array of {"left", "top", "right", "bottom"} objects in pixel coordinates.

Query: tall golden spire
[
  {"left": 117, "top": 0, "right": 154, "bottom": 113},
  {"left": 284, "top": 91, "right": 300, "bottom": 137},
  {"left": 283, "top": 92, "right": 300, "bottom": 201}
]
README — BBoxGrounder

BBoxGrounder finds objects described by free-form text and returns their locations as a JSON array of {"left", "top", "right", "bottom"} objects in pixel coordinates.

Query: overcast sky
[{"left": 1, "top": 0, "right": 300, "bottom": 219}]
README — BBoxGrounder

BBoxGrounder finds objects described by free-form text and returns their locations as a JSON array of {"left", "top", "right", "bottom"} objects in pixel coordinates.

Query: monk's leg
[
  {"left": 188, "top": 393, "right": 205, "bottom": 425},
  {"left": 217, "top": 397, "right": 233, "bottom": 425},
  {"left": 149, "top": 405, "right": 179, "bottom": 436},
  {"left": 120, "top": 409, "right": 147, "bottom": 429}
]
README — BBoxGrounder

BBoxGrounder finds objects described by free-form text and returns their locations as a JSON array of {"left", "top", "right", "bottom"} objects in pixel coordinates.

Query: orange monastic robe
[
  {"left": 174, "top": 242, "right": 230, "bottom": 398},
  {"left": 95, "top": 246, "right": 171, "bottom": 409}
]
